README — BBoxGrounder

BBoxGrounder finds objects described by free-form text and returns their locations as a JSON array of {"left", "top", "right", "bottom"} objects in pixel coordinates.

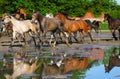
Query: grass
[{"left": 100, "top": 22, "right": 109, "bottom": 30}]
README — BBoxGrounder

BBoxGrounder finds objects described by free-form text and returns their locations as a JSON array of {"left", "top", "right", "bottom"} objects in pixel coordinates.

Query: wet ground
[{"left": 0, "top": 30, "right": 120, "bottom": 79}]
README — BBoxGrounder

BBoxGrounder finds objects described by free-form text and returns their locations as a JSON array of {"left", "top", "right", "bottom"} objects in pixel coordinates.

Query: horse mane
[
  {"left": 105, "top": 14, "right": 114, "bottom": 20},
  {"left": 59, "top": 12, "right": 75, "bottom": 20},
  {"left": 33, "top": 11, "right": 44, "bottom": 22}
]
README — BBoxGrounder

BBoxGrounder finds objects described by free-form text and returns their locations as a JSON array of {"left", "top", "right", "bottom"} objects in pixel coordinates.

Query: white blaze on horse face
[{"left": 4, "top": 16, "right": 11, "bottom": 23}]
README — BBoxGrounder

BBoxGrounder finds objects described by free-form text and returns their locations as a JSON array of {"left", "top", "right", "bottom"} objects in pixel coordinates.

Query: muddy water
[{"left": 0, "top": 44, "right": 120, "bottom": 79}]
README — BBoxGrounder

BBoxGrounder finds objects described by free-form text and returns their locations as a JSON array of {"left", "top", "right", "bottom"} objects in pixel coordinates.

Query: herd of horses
[
  {"left": 1, "top": 10, "right": 120, "bottom": 79},
  {"left": 0, "top": 10, "right": 120, "bottom": 48}
]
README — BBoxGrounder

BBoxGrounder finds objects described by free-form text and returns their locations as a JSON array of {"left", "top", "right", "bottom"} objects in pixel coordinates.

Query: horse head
[
  {"left": 104, "top": 14, "right": 110, "bottom": 21},
  {"left": 3, "top": 13, "right": 12, "bottom": 23},
  {"left": 31, "top": 11, "right": 43, "bottom": 23}
]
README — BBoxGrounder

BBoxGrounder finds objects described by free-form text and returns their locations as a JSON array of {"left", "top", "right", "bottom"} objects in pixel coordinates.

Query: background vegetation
[{"left": 0, "top": 0, "right": 120, "bottom": 18}]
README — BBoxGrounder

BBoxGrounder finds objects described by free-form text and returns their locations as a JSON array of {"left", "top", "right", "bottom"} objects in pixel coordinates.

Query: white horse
[{"left": 3, "top": 13, "right": 39, "bottom": 46}]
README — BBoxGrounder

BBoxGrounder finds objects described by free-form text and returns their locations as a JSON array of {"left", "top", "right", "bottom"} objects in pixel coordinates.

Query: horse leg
[
  {"left": 62, "top": 31, "right": 70, "bottom": 47},
  {"left": 10, "top": 31, "right": 16, "bottom": 46},
  {"left": 52, "top": 32, "right": 58, "bottom": 48},
  {"left": 118, "top": 29, "right": 120, "bottom": 40},
  {"left": 112, "top": 30, "right": 118, "bottom": 40},
  {"left": 72, "top": 32, "right": 80, "bottom": 43},
  {"left": 85, "top": 31, "right": 93, "bottom": 42},
  {"left": 49, "top": 32, "right": 54, "bottom": 47},
  {"left": 79, "top": 31, "right": 84, "bottom": 43}
]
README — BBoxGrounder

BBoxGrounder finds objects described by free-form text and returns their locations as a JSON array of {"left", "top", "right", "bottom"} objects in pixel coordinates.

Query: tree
[{"left": 0, "top": 0, "right": 120, "bottom": 18}]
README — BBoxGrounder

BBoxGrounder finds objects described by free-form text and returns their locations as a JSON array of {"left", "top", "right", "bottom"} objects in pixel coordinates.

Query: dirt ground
[{"left": 0, "top": 31, "right": 120, "bottom": 58}]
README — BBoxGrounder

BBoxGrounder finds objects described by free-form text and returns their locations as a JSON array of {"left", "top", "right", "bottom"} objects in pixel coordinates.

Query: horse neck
[
  {"left": 107, "top": 16, "right": 114, "bottom": 24},
  {"left": 56, "top": 14, "right": 66, "bottom": 23},
  {"left": 10, "top": 16, "right": 19, "bottom": 24},
  {"left": 37, "top": 13, "right": 44, "bottom": 22}
]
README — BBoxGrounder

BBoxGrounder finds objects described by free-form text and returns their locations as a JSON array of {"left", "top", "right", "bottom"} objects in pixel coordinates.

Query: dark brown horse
[
  {"left": 55, "top": 12, "right": 93, "bottom": 43},
  {"left": 31, "top": 11, "right": 70, "bottom": 47},
  {"left": 104, "top": 14, "right": 120, "bottom": 40}
]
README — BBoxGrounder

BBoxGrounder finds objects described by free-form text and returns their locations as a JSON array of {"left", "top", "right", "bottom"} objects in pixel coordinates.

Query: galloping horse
[
  {"left": 104, "top": 14, "right": 120, "bottom": 40},
  {"left": 31, "top": 11, "right": 70, "bottom": 47},
  {"left": 55, "top": 12, "right": 93, "bottom": 43},
  {"left": 3, "top": 13, "right": 38, "bottom": 46}
]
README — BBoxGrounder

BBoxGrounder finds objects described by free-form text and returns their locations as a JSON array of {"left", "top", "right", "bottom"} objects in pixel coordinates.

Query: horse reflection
[
  {"left": 63, "top": 57, "right": 89, "bottom": 73},
  {"left": 42, "top": 56, "right": 96, "bottom": 76},
  {"left": 104, "top": 47, "right": 120, "bottom": 73},
  {"left": 4, "top": 53, "right": 38, "bottom": 79}
]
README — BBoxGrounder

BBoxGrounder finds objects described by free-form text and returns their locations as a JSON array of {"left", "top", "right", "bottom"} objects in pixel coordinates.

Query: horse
[
  {"left": 55, "top": 12, "right": 93, "bottom": 43},
  {"left": 16, "top": 8, "right": 27, "bottom": 20},
  {"left": 31, "top": 11, "right": 70, "bottom": 47},
  {"left": 104, "top": 14, "right": 120, "bottom": 40},
  {"left": 3, "top": 13, "right": 39, "bottom": 46}
]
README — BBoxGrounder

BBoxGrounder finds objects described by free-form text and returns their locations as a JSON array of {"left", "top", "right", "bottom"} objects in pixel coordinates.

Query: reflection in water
[
  {"left": 0, "top": 45, "right": 120, "bottom": 79},
  {"left": 4, "top": 53, "right": 39, "bottom": 79},
  {"left": 105, "top": 47, "right": 120, "bottom": 73}
]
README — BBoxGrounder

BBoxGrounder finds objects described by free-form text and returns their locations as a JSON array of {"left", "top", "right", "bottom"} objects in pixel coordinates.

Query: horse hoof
[{"left": 67, "top": 44, "right": 71, "bottom": 47}]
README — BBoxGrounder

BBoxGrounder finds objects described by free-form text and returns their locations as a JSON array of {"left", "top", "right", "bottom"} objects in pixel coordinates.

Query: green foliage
[{"left": 0, "top": 0, "right": 120, "bottom": 18}]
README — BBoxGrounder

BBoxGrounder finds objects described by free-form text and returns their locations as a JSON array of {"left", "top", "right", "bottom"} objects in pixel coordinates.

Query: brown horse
[
  {"left": 104, "top": 14, "right": 120, "bottom": 40},
  {"left": 14, "top": 8, "right": 27, "bottom": 20},
  {"left": 31, "top": 11, "right": 70, "bottom": 47},
  {"left": 55, "top": 12, "right": 93, "bottom": 43}
]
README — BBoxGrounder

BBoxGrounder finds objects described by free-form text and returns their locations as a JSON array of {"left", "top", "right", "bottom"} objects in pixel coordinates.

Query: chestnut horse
[
  {"left": 31, "top": 11, "right": 70, "bottom": 47},
  {"left": 104, "top": 14, "right": 120, "bottom": 40},
  {"left": 55, "top": 12, "right": 93, "bottom": 43},
  {"left": 15, "top": 8, "right": 27, "bottom": 20}
]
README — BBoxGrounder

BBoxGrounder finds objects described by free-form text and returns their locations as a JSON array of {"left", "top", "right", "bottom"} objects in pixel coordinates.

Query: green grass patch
[{"left": 100, "top": 22, "right": 109, "bottom": 30}]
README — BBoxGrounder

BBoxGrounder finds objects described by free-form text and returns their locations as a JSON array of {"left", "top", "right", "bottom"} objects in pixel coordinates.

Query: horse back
[
  {"left": 64, "top": 57, "right": 88, "bottom": 73},
  {"left": 43, "top": 17, "right": 61, "bottom": 30}
]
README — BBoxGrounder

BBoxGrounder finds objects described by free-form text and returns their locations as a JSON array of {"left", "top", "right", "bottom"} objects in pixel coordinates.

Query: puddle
[{"left": 0, "top": 45, "right": 120, "bottom": 79}]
